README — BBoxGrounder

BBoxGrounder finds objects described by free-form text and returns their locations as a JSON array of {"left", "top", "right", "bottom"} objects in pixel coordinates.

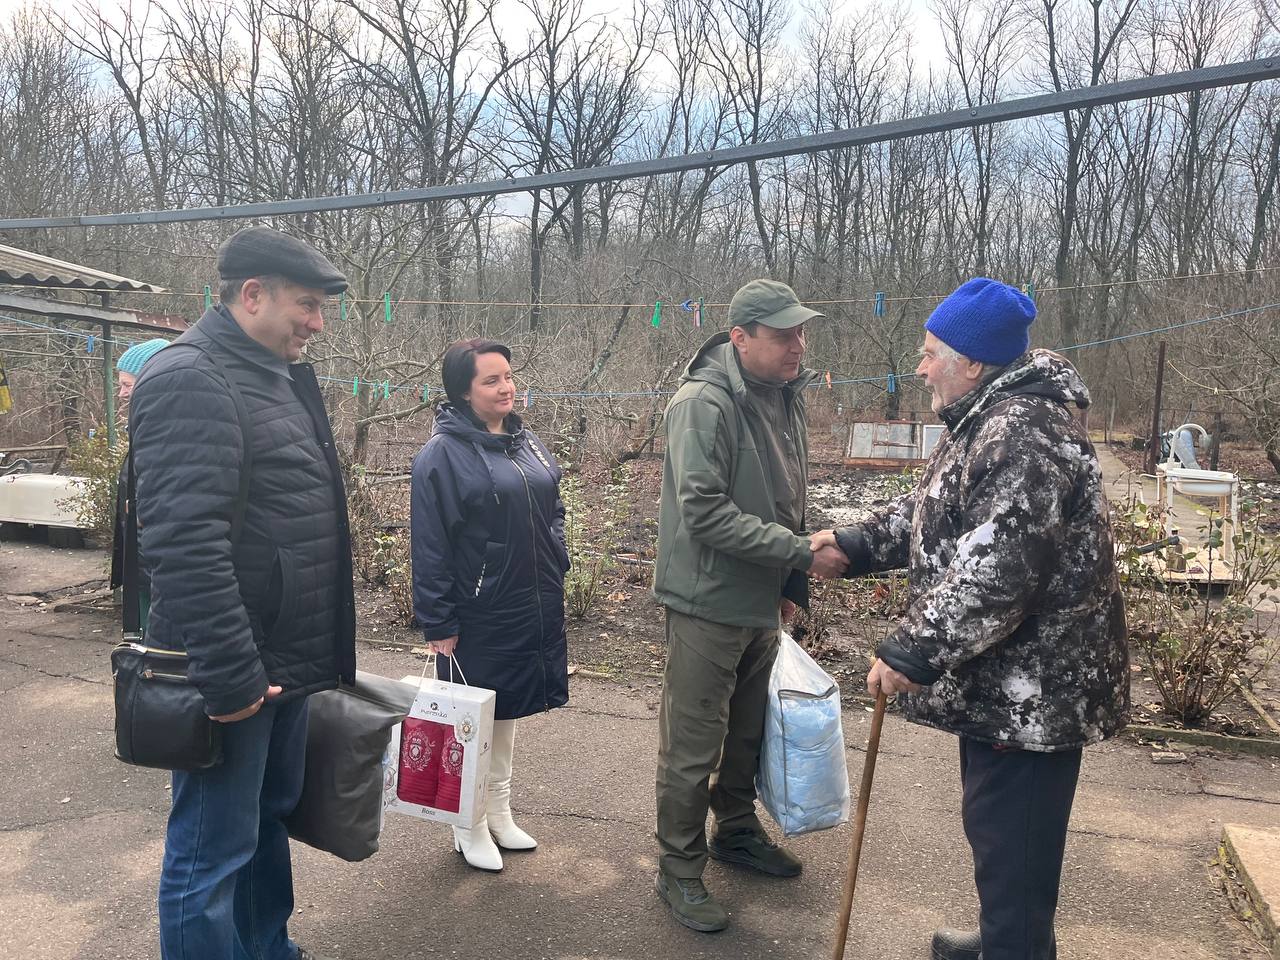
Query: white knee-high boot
[
  {"left": 487, "top": 719, "right": 537, "bottom": 850},
  {"left": 452, "top": 725, "right": 503, "bottom": 870},
  {"left": 452, "top": 819, "right": 503, "bottom": 872}
]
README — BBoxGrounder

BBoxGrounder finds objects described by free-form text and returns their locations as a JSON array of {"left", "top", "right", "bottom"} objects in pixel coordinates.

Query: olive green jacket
[{"left": 653, "top": 333, "right": 815, "bottom": 628}]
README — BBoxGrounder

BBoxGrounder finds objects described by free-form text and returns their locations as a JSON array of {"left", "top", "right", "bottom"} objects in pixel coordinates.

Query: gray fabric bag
[{"left": 286, "top": 670, "right": 416, "bottom": 862}]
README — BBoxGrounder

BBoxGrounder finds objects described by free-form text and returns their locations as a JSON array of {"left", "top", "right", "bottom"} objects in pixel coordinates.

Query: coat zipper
[
  {"left": 507, "top": 447, "right": 549, "bottom": 711},
  {"left": 475, "top": 561, "right": 486, "bottom": 597}
]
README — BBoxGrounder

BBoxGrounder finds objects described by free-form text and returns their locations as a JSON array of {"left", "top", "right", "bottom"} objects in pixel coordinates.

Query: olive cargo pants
[{"left": 655, "top": 608, "right": 779, "bottom": 878}]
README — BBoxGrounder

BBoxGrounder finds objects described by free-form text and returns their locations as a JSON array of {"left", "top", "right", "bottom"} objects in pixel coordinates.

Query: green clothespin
[
  {"left": 340, "top": 290, "right": 347, "bottom": 323},
  {"left": 383, "top": 292, "right": 392, "bottom": 323},
  {"left": 204, "top": 285, "right": 212, "bottom": 310},
  {"left": 383, "top": 380, "right": 391, "bottom": 399},
  {"left": 353, "top": 376, "right": 360, "bottom": 396},
  {"left": 1025, "top": 282, "right": 1035, "bottom": 304},
  {"left": 422, "top": 385, "right": 430, "bottom": 403},
  {"left": 651, "top": 300, "right": 662, "bottom": 328}
]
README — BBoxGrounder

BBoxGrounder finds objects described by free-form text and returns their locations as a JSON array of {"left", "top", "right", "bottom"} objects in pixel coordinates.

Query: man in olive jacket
[
  {"left": 652, "top": 279, "right": 848, "bottom": 932},
  {"left": 834, "top": 278, "right": 1129, "bottom": 960}
]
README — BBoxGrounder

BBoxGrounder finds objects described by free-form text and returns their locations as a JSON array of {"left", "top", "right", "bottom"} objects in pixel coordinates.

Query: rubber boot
[{"left": 487, "top": 719, "right": 537, "bottom": 850}]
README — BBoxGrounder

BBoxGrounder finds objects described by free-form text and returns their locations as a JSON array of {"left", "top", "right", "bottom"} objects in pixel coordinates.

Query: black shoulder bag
[{"left": 111, "top": 345, "right": 253, "bottom": 771}]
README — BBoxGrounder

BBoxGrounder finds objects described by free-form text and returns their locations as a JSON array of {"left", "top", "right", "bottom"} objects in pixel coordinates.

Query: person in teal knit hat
[
  {"left": 115, "top": 337, "right": 170, "bottom": 406},
  {"left": 110, "top": 337, "right": 170, "bottom": 618}
]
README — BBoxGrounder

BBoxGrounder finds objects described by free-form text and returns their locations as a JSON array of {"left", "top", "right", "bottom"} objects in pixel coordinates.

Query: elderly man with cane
[{"left": 831, "top": 278, "right": 1130, "bottom": 960}]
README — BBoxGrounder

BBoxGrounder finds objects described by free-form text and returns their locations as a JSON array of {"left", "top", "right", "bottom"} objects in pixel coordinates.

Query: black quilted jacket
[
  {"left": 129, "top": 306, "right": 356, "bottom": 716},
  {"left": 836, "top": 350, "right": 1129, "bottom": 751}
]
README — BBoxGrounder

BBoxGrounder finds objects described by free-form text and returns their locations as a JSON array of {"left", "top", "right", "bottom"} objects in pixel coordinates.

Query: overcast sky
[{"left": 4, "top": 0, "right": 949, "bottom": 64}]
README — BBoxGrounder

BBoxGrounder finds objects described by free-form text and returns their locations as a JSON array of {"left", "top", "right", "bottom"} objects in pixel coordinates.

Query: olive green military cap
[{"left": 727, "top": 279, "right": 825, "bottom": 329}]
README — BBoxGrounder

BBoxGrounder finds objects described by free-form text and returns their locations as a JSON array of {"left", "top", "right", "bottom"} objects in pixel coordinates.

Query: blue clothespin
[
  {"left": 874, "top": 292, "right": 885, "bottom": 317},
  {"left": 679, "top": 299, "right": 694, "bottom": 312},
  {"left": 86, "top": 335, "right": 95, "bottom": 354},
  {"left": 887, "top": 373, "right": 896, "bottom": 394}
]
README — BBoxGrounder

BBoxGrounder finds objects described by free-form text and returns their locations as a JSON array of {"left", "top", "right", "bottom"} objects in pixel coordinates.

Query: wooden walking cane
[{"left": 830, "top": 690, "right": 889, "bottom": 960}]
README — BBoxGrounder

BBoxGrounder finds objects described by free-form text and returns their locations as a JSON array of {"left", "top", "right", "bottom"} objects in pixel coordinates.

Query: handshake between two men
[
  {"left": 652, "top": 276, "right": 1129, "bottom": 959},
  {"left": 806, "top": 529, "right": 848, "bottom": 580},
  {"left": 800, "top": 528, "right": 922, "bottom": 698}
]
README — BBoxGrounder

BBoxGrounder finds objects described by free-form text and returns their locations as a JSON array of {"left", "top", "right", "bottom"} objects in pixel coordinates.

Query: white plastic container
[{"left": 0, "top": 473, "right": 86, "bottom": 528}]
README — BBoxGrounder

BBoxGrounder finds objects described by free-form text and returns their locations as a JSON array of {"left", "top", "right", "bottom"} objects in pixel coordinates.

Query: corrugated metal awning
[
  {"left": 0, "top": 242, "right": 164, "bottom": 292},
  {"left": 0, "top": 293, "right": 188, "bottom": 333}
]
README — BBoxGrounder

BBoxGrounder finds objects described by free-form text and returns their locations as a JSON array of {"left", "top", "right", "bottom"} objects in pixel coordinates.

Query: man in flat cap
[
  {"left": 129, "top": 226, "right": 355, "bottom": 960},
  {"left": 652, "top": 278, "right": 847, "bottom": 932}
]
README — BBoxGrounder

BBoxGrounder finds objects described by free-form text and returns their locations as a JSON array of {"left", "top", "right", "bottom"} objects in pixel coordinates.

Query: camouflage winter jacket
[{"left": 835, "top": 350, "right": 1129, "bottom": 751}]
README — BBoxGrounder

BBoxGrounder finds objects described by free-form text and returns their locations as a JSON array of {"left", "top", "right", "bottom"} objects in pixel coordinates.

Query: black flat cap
[{"left": 217, "top": 226, "right": 347, "bottom": 294}]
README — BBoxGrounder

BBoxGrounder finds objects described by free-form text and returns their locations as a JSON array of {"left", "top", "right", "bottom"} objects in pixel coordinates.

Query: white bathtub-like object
[
  {"left": 1157, "top": 466, "right": 1237, "bottom": 498},
  {"left": 0, "top": 473, "right": 86, "bottom": 528}
]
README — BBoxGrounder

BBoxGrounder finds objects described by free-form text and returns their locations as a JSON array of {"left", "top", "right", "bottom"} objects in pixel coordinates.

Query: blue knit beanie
[
  {"left": 117, "top": 338, "right": 170, "bottom": 376},
  {"left": 924, "top": 278, "right": 1036, "bottom": 366}
]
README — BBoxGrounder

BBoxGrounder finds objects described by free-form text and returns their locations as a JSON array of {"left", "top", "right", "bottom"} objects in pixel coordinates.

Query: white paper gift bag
[{"left": 383, "top": 665, "right": 495, "bottom": 829}]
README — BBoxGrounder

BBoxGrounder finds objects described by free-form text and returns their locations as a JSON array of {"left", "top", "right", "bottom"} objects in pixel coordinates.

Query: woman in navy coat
[{"left": 410, "top": 338, "right": 570, "bottom": 871}]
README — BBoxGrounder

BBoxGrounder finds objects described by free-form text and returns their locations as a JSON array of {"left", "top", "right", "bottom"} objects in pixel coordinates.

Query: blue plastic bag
[{"left": 756, "top": 631, "right": 850, "bottom": 836}]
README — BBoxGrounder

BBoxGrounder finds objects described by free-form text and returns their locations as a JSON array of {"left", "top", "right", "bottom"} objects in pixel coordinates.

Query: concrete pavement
[{"left": 2, "top": 538, "right": 1278, "bottom": 960}]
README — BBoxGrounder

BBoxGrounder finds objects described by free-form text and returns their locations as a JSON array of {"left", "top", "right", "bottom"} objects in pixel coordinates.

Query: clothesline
[
  {"left": 3, "top": 263, "right": 1275, "bottom": 310},
  {"left": 3, "top": 300, "right": 1274, "bottom": 403}
]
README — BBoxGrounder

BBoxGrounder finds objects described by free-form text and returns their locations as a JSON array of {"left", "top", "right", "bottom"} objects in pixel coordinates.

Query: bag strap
[
  {"left": 431, "top": 652, "right": 468, "bottom": 687},
  {"left": 122, "top": 447, "right": 142, "bottom": 637},
  {"left": 122, "top": 341, "right": 255, "bottom": 638},
  {"left": 526, "top": 434, "right": 556, "bottom": 479},
  {"left": 197, "top": 345, "right": 255, "bottom": 545}
]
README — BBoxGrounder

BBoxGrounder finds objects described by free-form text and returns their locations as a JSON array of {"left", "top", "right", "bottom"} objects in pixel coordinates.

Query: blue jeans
[{"left": 159, "top": 696, "right": 309, "bottom": 960}]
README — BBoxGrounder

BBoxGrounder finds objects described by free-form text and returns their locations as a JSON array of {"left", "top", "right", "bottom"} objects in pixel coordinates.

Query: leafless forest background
[{"left": 1, "top": 0, "right": 1278, "bottom": 472}]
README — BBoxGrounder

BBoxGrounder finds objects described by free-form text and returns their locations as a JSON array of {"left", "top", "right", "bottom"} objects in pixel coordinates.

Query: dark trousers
[{"left": 959, "top": 738, "right": 1082, "bottom": 960}]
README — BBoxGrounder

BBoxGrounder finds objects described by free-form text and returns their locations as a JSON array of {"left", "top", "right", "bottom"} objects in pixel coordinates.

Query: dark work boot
[
  {"left": 655, "top": 871, "right": 729, "bottom": 933},
  {"left": 931, "top": 928, "right": 982, "bottom": 960},
  {"left": 708, "top": 827, "right": 802, "bottom": 877}
]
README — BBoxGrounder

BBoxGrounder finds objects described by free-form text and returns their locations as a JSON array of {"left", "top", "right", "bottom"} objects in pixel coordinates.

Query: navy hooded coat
[{"left": 410, "top": 404, "right": 570, "bottom": 720}]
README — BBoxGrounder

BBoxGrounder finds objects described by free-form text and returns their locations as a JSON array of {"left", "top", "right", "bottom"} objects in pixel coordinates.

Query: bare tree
[
  {"left": 56, "top": 1, "right": 178, "bottom": 207},
  {"left": 1033, "top": 0, "right": 1141, "bottom": 343},
  {"left": 701, "top": 0, "right": 793, "bottom": 274}
]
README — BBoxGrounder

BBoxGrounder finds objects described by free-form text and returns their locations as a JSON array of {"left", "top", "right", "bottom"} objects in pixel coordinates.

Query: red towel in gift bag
[
  {"left": 397, "top": 718, "right": 447, "bottom": 806},
  {"left": 433, "top": 730, "right": 466, "bottom": 814}
]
